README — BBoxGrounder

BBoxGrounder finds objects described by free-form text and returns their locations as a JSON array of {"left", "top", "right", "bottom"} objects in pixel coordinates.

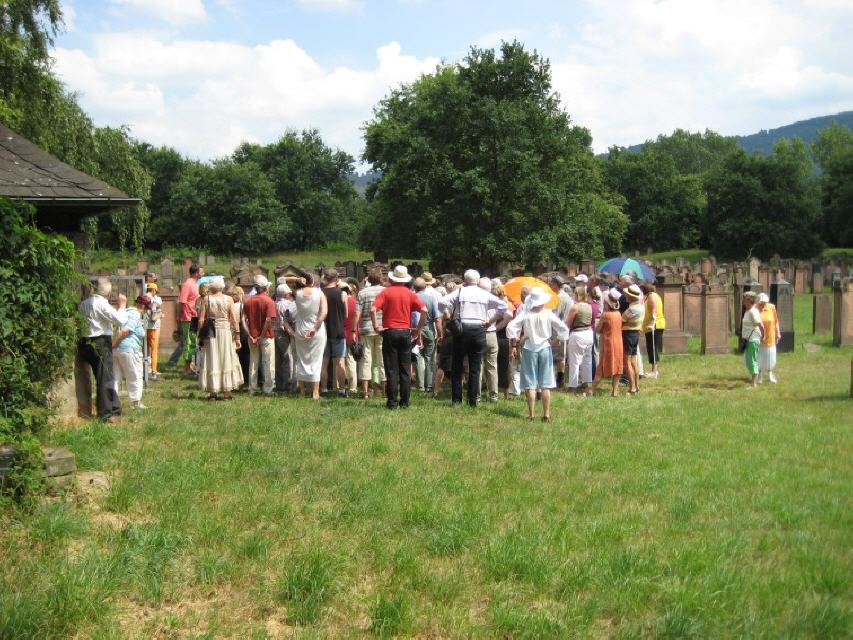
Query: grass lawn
[{"left": 2, "top": 296, "right": 851, "bottom": 638}]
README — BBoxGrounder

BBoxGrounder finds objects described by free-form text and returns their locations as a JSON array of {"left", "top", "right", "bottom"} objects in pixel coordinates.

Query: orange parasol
[{"left": 503, "top": 276, "right": 560, "bottom": 310}]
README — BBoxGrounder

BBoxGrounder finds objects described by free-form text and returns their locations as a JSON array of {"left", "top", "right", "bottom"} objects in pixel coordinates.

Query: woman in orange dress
[{"left": 589, "top": 289, "right": 624, "bottom": 397}]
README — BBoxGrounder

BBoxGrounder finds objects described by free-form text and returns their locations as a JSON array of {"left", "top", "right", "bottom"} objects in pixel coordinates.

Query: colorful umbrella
[
  {"left": 597, "top": 257, "right": 656, "bottom": 282},
  {"left": 503, "top": 277, "right": 559, "bottom": 310}
]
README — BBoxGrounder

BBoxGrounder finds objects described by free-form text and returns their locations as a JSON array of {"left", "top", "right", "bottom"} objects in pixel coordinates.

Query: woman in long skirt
[
  {"left": 289, "top": 275, "right": 328, "bottom": 400},
  {"left": 198, "top": 279, "right": 243, "bottom": 400},
  {"left": 589, "top": 289, "right": 624, "bottom": 397}
]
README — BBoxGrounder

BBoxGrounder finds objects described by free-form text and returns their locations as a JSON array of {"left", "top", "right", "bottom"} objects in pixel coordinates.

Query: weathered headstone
[
  {"left": 683, "top": 283, "right": 704, "bottom": 336},
  {"left": 758, "top": 266, "right": 771, "bottom": 291},
  {"left": 658, "top": 275, "right": 688, "bottom": 354},
  {"left": 812, "top": 271, "right": 824, "bottom": 295},
  {"left": 832, "top": 278, "right": 853, "bottom": 347},
  {"left": 581, "top": 259, "right": 595, "bottom": 275},
  {"left": 813, "top": 294, "right": 832, "bottom": 334},
  {"left": 794, "top": 263, "right": 809, "bottom": 295},
  {"left": 135, "top": 259, "right": 149, "bottom": 275},
  {"left": 700, "top": 257, "right": 713, "bottom": 276},
  {"left": 181, "top": 257, "right": 194, "bottom": 281},
  {"left": 748, "top": 257, "right": 761, "bottom": 282},
  {"left": 701, "top": 285, "right": 730, "bottom": 354},
  {"left": 770, "top": 279, "right": 794, "bottom": 353}
]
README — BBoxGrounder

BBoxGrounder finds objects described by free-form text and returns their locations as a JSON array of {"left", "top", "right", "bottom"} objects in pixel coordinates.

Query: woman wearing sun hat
[
  {"left": 505, "top": 287, "right": 569, "bottom": 422},
  {"left": 756, "top": 292, "right": 780, "bottom": 384},
  {"left": 621, "top": 284, "right": 645, "bottom": 395},
  {"left": 589, "top": 289, "right": 624, "bottom": 397},
  {"left": 741, "top": 291, "right": 764, "bottom": 388},
  {"left": 144, "top": 282, "right": 163, "bottom": 380}
]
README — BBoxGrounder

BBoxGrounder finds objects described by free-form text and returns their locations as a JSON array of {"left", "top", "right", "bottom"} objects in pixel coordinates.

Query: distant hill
[
  {"left": 620, "top": 110, "right": 853, "bottom": 156},
  {"left": 348, "top": 170, "right": 381, "bottom": 194}
]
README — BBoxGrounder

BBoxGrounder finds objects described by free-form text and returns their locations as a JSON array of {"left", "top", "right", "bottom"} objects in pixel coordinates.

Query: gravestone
[
  {"left": 206, "top": 255, "right": 216, "bottom": 267},
  {"left": 813, "top": 294, "right": 832, "bottom": 334},
  {"left": 135, "top": 259, "right": 149, "bottom": 275},
  {"left": 832, "top": 278, "right": 853, "bottom": 347},
  {"left": 794, "top": 263, "right": 809, "bottom": 294},
  {"left": 676, "top": 257, "right": 687, "bottom": 268},
  {"left": 700, "top": 258, "right": 713, "bottom": 276},
  {"left": 581, "top": 259, "right": 595, "bottom": 275},
  {"left": 831, "top": 267, "right": 842, "bottom": 289},
  {"left": 758, "top": 266, "right": 771, "bottom": 291},
  {"left": 770, "top": 279, "right": 794, "bottom": 352},
  {"left": 748, "top": 257, "right": 761, "bottom": 282},
  {"left": 769, "top": 253, "right": 781, "bottom": 268},
  {"left": 812, "top": 271, "right": 824, "bottom": 295},
  {"left": 683, "top": 283, "right": 704, "bottom": 336},
  {"left": 701, "top": 285, "right": 730, "bottom": 354},
  {"left": 198, "top": 254, "right": 206, "bottom": 267},
  {"left": 658, "top": 275, "right": 688, "bottom": 354}
]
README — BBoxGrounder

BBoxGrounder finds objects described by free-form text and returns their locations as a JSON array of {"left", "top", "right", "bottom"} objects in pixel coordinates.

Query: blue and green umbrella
[{"left": 597, "top": 257, "right": 656, "bottom": 282}]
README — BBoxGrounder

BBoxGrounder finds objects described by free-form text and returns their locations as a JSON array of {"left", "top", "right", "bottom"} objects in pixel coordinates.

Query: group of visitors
[{"left": 76, "top": 262, "right": 783, "bottom": 423}]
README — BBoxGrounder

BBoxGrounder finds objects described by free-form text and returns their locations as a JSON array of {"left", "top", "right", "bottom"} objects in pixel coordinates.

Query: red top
[
  {"left": 179, "top": 278, "right": 199, "bottom": 321},
  {"left": 344, "top": 295, "right": 358, "bottom": 344},
  {"left": 373, "top": 285, "right": 426, "bottom": 330},
  {"left": 243, "top": 293, "right": 276, "bottom": 339}
]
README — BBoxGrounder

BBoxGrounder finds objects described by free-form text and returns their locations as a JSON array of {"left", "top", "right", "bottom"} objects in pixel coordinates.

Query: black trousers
[
  {"left": 274, "top": 331, "right": 292, "bottom": 391},
  {"left": 452, "top": 325, "right": 486, "bottom": 406},
  {"left": 77, "top": 336, "right": 122, "bottom": 420},
  {"left": 382, "top": 329, "right": 412, "bottom": 408},
  {"left": 496, "top": 332, "right": 510, "bottom": 390},
  {"left": 646, "top": 329, "right": 664, "bottom": 365}
]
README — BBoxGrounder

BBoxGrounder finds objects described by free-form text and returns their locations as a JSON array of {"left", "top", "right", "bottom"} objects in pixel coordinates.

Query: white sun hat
[{"left": 389, "top": 264, "right": 412, "bottom": 283}]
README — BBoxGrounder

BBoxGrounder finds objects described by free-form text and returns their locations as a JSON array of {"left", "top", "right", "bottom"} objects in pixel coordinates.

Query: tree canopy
[
  {"left": 812, "top": 122, "right": 853, "bottom": 246},
  {"left": 363, "top": 41, "right": 626, "bottom": 271},
  {"left": 705, "top": 139, "right": 823, "bottom": 259}
]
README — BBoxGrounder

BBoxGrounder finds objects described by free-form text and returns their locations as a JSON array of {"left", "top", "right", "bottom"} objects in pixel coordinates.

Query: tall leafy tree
[
  {"left": 651, "top": 129, "right": 739, "bottom": 175},
  {"left": 705, "top": 139, "right": 822, "bottom": 259},
  {"left": 602, "top": 147, "right": 705, "bottom": 251},
  {"left": 136, "top": 144, "right": 189, "bottom": 248},
  {"left": 363, "top": 41, "right": 626, "bottom": 271},
  {"left": 812, "top": 122, "right": 853, "bottom": 246},
  {"left": 234, "top": 130, "right": 358, "bottom": 251},
  {"left": 167, "top": 160, "right": 289, "bottom": 254}
]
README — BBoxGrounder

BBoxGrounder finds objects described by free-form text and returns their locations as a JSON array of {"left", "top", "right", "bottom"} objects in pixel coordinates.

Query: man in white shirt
[
  {"left": 77, "top": 278, "right": 128, "bottom": 422},
  {"left": 439, "top": 269, "right": 508, "bottom": 407}
]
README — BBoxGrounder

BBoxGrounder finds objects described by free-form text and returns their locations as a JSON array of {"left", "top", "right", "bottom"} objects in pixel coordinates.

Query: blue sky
[{"left": 54, "top": 0, "right": 853, "bottom": 163}]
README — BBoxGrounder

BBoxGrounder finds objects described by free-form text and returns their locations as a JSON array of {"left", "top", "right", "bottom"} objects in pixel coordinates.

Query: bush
[{"left": 0, "top": 198, "right": 80, "bottom": 500}]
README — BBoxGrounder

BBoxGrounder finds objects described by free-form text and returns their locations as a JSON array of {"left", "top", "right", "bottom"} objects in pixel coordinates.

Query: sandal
[{"left": 542, "top": 416, "right": 552, "bottom": 423}]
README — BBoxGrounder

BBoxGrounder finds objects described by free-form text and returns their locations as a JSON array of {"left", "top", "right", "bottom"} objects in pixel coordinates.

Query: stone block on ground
[{"left": 43, "top": 447, "right": 76, "bottom": 477}]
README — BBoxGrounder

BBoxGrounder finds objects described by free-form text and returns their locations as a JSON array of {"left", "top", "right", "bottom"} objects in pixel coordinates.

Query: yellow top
[
  {"left": 644, "top": 292, "right": 666, "bottom": 331},
  {"left": 759, "top": 303, "right": 778, "bottom": 347}
]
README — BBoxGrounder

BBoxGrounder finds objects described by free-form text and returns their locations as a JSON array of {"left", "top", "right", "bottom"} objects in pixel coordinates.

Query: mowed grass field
[{"left": 2, "top": 295, "right": 851, "bottom": 638}]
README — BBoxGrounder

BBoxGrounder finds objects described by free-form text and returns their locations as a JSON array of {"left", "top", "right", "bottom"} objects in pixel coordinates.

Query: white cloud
[
  {"left": 549, "top": 0, "right": 853, "bottom": 150},
  {"left": 108, "top": 0, "right": 207, "bottom": 25},
  {"left": 54, "top": 36, "right": 438, "bottom": 161},
  {"left": 296, "top": 0, "right": 365, "bottom": 13}
]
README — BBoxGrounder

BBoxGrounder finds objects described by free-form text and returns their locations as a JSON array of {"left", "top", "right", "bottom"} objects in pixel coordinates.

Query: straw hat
[
  {"left": 389, "top": 265, "right": 412, "bottom": 283},
  {"left": 625, "top": 284, "right": 642, "bottom": 300},
  {"left": 422, "top": 271, "right": 436, "bottom": 285}
]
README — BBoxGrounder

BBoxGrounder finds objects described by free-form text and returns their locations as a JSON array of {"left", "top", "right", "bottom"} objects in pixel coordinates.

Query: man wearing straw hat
[{"left": 371, "top": 265, "right": 427, "bottom": 409}]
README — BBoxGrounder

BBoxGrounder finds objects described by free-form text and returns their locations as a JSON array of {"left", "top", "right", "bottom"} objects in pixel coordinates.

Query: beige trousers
[{"left": 249, "top": 337, "right": 275, "bottom": 394}]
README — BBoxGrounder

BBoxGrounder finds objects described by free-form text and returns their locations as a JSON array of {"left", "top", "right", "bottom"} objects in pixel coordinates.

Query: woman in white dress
[
  {"left": 197, "top": 278, "right": 243, "bottom": 400},
  {"left": 288, "top": 275, "right": 328, "bottom": 400}
]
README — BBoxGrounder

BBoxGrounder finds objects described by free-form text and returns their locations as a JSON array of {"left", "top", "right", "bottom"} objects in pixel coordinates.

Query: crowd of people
[{"left": 76, "top": 263, "right": 782, "bottom": 423}]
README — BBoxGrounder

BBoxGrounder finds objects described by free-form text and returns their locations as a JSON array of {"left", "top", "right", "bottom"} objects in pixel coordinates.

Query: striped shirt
[{"left": 357, "top": 285, "right": 385, "bottom": 336}]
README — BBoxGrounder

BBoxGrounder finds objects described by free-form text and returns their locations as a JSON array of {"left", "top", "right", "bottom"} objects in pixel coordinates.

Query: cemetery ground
[{"left": 2, "top": 296, "right": 851, "bottom": 638}]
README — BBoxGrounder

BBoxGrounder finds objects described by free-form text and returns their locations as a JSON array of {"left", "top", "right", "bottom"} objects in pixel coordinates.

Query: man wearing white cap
[
  {"left": 439, "top": 269, "right": 508, "bottom": 407},
  {"left": 242, "top": 275, "right": 276, "bottom": 394}
]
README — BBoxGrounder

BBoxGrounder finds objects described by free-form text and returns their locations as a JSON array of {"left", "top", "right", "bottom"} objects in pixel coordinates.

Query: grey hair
[
  {"left": 463, "top": 269, "right": 480, "bottom": 284},
  {"left": 96, "top": 277, "right": 112, "bottom": 297},
  {"left": 209, "top": 278, "right": 226, "bottom": 292}
]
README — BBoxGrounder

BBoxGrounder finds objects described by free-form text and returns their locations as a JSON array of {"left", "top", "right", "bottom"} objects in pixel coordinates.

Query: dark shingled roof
[{"left": 0, "top": 125, "right": 139, "bottom": 212}]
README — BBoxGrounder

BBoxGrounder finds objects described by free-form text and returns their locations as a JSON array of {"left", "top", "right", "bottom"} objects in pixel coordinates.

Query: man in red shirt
[
  {"left": 242, "top": 275, "right": 276, "bottom": 395},
  {"left": 179, "top": 263, "right": 203, "bottom": 374},
  {"left": 371, "top": 265, "right": 427, "bottom": 409}
]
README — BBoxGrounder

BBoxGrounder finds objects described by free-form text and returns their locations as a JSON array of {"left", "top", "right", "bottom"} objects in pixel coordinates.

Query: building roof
[{"left": 0, "top": 125, "right": 139, "bottom": 213}]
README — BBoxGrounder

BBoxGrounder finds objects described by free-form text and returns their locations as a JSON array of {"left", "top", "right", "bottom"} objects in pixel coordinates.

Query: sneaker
[
  {"left": 769, "top": 373, "right": 778, "bottom": 384},
  {"left": 337, "top": 389, "right": 348, "bottom": 398},
  {"left": 134, "top": 402, "right": 148, "bottom": 410}
]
